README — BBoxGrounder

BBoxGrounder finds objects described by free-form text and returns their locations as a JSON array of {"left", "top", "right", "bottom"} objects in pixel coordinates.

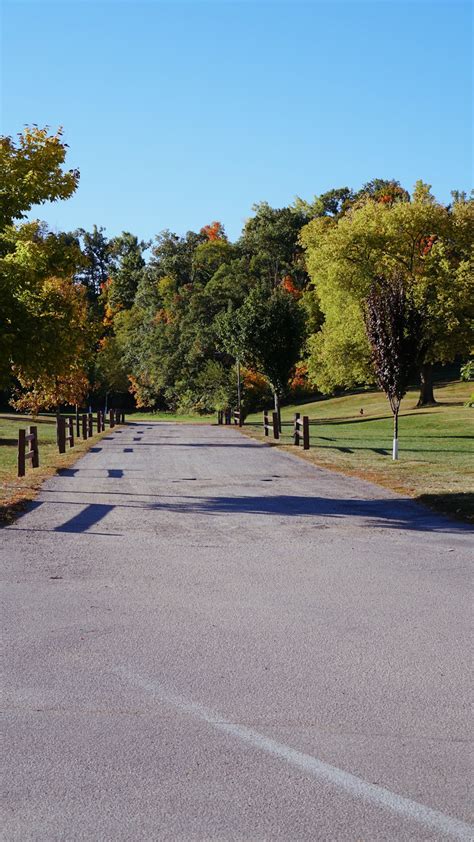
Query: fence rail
[
  {"left": 263, "top": 410, "right": 280, "bottom": 440},
  {"left": 57, "top": 416, "right": 74, "bottom": 453},
  {"left": 16, "top": 410, "right": 126, "bottom": 477},
  {"left": 293, "top": 412, "right": 310, "bottom": 450},
  {"left": 217, "top": 408, "right": 233, "bottom": 425},
  {"left": 17, "top": 426, "right": 39, "bottom": 477}
]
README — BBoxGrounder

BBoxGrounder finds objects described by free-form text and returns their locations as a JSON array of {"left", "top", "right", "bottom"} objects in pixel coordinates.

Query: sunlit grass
[
  {"left": 243, "top": 381, "right": 474, "bottom": 522},
  {"left": 0, "top": 413, "right": 117, "bottom": 523}
]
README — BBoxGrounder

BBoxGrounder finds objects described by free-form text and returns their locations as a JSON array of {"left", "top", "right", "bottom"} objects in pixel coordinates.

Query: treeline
[{"left": 1, "top": 127, "right": 473, "bottom": 417}]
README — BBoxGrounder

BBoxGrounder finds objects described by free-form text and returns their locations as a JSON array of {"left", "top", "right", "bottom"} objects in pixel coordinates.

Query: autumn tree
[{"left": 0, "top": 126, "right": 98, "bottom": 408}]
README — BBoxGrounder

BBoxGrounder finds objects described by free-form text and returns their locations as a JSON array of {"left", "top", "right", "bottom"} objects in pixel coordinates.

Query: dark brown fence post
[
  {"left": 272, "top": 411, "right": 279, "bottom": 440},
  {"left": 82, "top": 414, "right": 88, "bottom": 440},
  {"left": 58, "top": 417, "right": 66, "bottom": 454},
  {"left": 263, "top": 411, "right": 269, "bottom": 436},
  {"left": 75, "top": 407, "right": 80, "bottom": 438},
  {"left": 18, "top": 429, "right": 26, "bottom": 477},
  {"left": 96, "top": 411, "right": 101, "bottom": 433},
  {"left": 88, "top": 413, "right": 93, "bottom": 437},
  {"left": 302, "top": 415, "right": 310, "bottom": 450},
  {"left": 68, "top": 416, "right": 74, "bottom": 447},
  {"left": 28, "top": 425, "right": 39, "bottom": 467},
  {"left": 109, "top": 409, "right": 115, "bottom": 428}
]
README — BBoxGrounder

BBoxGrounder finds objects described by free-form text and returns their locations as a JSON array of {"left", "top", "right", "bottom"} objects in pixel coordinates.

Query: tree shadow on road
[{"left": 32, "top": 494, "right": 472, "bottom": 534}]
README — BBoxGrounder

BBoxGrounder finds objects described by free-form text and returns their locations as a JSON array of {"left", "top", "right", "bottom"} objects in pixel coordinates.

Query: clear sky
[{"left": 1, "top": 0, "right": 472, "bottom": 242}]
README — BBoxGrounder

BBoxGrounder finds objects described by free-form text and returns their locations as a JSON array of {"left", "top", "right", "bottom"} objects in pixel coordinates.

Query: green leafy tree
[
  {"left": 301, "top": 183, "right": 474, "bottom": 405},
  {"left": 74, "top": 225, "right": 113, "bottom": 301},
  {"left": 239, "top": 202, "right": 308, "bottom": 288},
  {"left": 217, "top": 285, "right": 306, "bottom": 417},
  {"left": 108, "top": 232, "right": 148, "bottom": 311},
  {"left": 149, "top": 229, "right": 205, "bottom": 287},
  {"left": 0, "top": 126, "right": 79, "bottom": 229}
]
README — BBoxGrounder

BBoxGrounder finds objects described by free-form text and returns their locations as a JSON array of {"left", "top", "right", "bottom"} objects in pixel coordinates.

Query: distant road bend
[{"left": 2, "top": 421, "right": 473, "bottom": 841}]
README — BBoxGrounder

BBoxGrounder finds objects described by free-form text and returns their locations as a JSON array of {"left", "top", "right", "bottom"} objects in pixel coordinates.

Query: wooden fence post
[
  {"left": 109, "top": 409, "right": 115, "bottom": 428},
  {"left": 88, "top": 413, "right": 93, "bottom": 437},
  {"left": 272, "top": 411, "right": 280, "bottom": 440},
  {"left": 302, "top": 415, "right": 310, "bottom": 450},
  {"left": 28, "top": 425, "right": 39, "bottom": 467},
  {"left": 57, "top": 417, "right": 66, "bottom": 453},
  {"left": 263, "top": 411, "right": 269, "bottom": 436},
  {"left": 75, "top": 407, "right": 80, "bottom": 438},
  {"left": 18, "top": 429, "right": 26, "bottom": 477},
  {"left": 82, "top": 414, "right": 88, "bottom": 440}
]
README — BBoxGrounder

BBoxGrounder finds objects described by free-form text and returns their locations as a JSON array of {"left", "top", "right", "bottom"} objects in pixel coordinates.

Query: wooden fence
[
  {"left": 217, "top": 408, "right": 232, "bottom": 425},
  {"left": 263, "top": 410, "right": 280, "bottom": 439},
  {"left": 16, "top": 410, "right": 126, "bottom": 477},
  {"left": 57, "top": 417, "right": 74, "bottom": 453},
  {"left": 293, "top": 412, "right": 310, "bottom": 450},
  {"left": 17, "top": 426, "right": 39, "bottom": 477}
]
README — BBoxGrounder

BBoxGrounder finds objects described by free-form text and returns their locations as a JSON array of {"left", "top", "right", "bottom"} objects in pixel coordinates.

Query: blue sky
[{"left": 2, "top": 0, "right": 472, "bottom": 242}]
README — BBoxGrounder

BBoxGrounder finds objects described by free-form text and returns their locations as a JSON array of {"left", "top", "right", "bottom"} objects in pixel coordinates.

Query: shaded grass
[
  {"left": 0, "top": 414, "right": 120, "bottom": 525},
  {"left": 243, "top": 381, "right": 474, "bottom": 523}
]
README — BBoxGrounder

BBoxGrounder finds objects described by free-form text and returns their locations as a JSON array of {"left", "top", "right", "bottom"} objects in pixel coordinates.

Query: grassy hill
[{"left": 243, "top": 380, "right": 473, "bottom": 523}]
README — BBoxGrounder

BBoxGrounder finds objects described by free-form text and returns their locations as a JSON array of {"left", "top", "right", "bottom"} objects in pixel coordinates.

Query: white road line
[{"left": 116, "top": 669, "right": 473, "bottom": 841}]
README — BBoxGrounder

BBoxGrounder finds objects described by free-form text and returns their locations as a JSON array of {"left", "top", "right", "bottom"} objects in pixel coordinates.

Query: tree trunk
[
  {"left": 273, "top": 391, "right": 282, "bottom": 432},
  {"left": 392, "top": 408, "right": 399, "bottom": 460},
  {"left": 417, "top": 362, "right": 437, "bottom": 407}
]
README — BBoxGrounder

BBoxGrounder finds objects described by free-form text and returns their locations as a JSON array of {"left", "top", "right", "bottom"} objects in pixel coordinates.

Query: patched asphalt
[{"left": 1, "top": 422, "right": 473, "bottom": 840}]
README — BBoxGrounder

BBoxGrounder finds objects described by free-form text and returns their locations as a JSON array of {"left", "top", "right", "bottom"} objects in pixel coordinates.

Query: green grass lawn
[
  {"left": 1, "top": 381, "right": 472, "bottom": 524},
  {"left": 243, "top": 381, "right": 474, "bottom": 522},
  {"left": 128, "top": 410, "right": 211, "bottom": 423},
  {"left": 0, "top": 413, "right": 115, "bottom": 523}
]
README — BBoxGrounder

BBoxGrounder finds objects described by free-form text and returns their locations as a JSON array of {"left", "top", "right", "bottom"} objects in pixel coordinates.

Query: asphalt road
[{"left": 1, "top": 422, "right": 473, "bottom": 841}]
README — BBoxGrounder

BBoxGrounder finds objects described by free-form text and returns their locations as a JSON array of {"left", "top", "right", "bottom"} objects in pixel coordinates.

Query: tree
[
  {"left": 93, "top": 336, "right": 130, "bottom": 407},
  {"left": 74, "top": 225, "right": 113, "bottom": 301},
  {"left": 239, "top": 202, "right": 308, "bottom": 288},
  {"left": 294, "top": 187, "right": 354, "bottom": 220},
  {"left": 0, "top": 221, "right": 87, "bottom": 386},
  {"left": 217, "top": 285, "right": 306, "bottom": 418},
  {"left": 364, "top": 273, "right": 423, "bottom": 459},
  {"left": 149, "top": 228, "right": 206, "bottom": 287},
  {"left": 107, "top": 232, "right": 148, "bottom": 311},
  {"left": 0, "top": 126, "right": 79, "bottom": 229},
  {"left": 0, "top": 127, "right": 84, "bottom": 387},
  {"left": 9, "top": 274, "right": 96, "bottom": 413},
  {"left": 301, "top": 183, "right": 474, "bottom": 405}
]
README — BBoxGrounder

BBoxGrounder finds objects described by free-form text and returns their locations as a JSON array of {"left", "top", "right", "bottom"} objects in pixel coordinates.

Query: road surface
[{"left": 1, "top": 422, "right": 473, "bottom": 841}]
